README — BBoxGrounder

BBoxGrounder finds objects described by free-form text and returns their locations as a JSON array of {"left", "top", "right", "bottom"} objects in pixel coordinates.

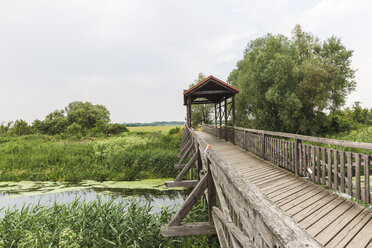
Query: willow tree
[{"left": 228, "top": 25, "right": 356, "bottom": 135}]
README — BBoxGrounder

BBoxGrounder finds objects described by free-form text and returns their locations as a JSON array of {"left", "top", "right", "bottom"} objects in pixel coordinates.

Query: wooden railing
[
  {"left": 163, "top": 126, "right": 322, "bottom": 248},
  {"left": 203, "top": 125, "right": 372, "bottom": 204}
]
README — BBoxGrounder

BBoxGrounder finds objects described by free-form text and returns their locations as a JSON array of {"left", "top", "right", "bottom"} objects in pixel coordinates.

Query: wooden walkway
[{"left": 197, "top": 130, "right": 372, "bottom": 248}]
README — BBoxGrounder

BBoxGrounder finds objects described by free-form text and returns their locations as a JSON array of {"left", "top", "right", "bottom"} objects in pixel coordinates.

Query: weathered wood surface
[
  {"left": 165, "top": 180, "right": 198, "bottom": 188},
  {"left": 168, "top": 126, "right": 323, "bottom": 247},
  {"left": 203, "top": 124, "right": 372, "bottom": 204},
  {"left": 198, "top": 130, "right": 372, "bottom": 248},
  {"left": 161, "top": 222, "right": 216, "bottom": 236}
]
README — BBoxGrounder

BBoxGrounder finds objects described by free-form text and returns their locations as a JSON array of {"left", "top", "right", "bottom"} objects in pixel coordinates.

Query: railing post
[
  {"left": 294, "top": 138, "right": 301, "bottom": 176},
  {"left": 261, "top": 132, "right": 266, "bottom": 159}
]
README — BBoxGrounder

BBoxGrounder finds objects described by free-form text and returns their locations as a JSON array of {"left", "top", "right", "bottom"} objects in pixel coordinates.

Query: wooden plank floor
[{"left": 197, "top": 131, "right": 372, "bottom": 248}]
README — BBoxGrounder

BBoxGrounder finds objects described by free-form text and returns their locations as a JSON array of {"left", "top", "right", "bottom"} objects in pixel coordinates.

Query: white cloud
[{"left": 0, "top": 0, "right": 371, "bottom": 123}]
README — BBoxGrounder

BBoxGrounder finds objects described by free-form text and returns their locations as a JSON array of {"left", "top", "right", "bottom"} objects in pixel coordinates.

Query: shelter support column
[
  {"left": 187, "top": 96, "right": 191, "bottom": 127},
  {"left": 232, "top": 96, "right": 235, "bottom": 144},
  {"left": 224, "top": 98, "right": 227, "bottom": 141},
  {"left": 214, "top": 103, "right": 217, "bottom": 127},
  {"left": 219, "top": 102, "right": 222, "bottom": 138}
]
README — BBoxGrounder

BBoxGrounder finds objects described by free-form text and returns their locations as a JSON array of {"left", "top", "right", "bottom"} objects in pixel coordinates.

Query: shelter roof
[{"left": 183, "top": 75, "right": 239, "bottom": 105}]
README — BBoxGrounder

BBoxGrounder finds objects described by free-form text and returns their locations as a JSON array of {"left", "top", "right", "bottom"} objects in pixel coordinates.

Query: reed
[{"left": 0, "top": 198, "right": 219, "bottom": 248}]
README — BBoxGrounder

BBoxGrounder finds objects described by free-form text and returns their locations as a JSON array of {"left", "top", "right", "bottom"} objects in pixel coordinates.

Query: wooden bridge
[{"left": 161, "top": 76, "right": 372, "bottom": 248}]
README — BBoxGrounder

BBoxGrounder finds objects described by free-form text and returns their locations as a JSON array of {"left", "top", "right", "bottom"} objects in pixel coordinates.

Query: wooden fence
[
  {"left": 202, "top": 125, "right": 372, "bottom": 204},
  {"left": 163, "top": 126, "right": 322, "bottom": 248}
]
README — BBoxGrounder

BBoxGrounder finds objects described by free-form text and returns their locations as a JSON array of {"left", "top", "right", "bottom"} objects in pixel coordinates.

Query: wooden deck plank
[
  {"left": 292, "top": 194, "right": 338, "bottom": 222},
  {"left": 283, "top": 189, "right": 330, "bottom": 214},
  {"left": 316, "top": 206, "right": 363, "bottom": 245},
  {"left": 345, "top": 218, "right": 372, "bottom": 248},
  {"left": 238, "top": 166, "right": 275, "bottom": 175},
  {"left": 242, "top": 169, "right": 287, "bottom": 181},
  {"left": 259, "top": 177, "right": 300, "bottom": 191},
  {"left": 248, "top": 170, "right": 292, "bottom": 184},
  {"left": 299, "top": 197, "right": 346, "bottom": 229},
  {"left": 327, "top": 209, "right": 371, "bottom": 247},
  {"left": 265, "top": 180, "right": 310, "bottom": 197},
  {"left": 305, "top": 201, "right": 355, "bottom": 236},
  {"left": 269, "top": 183, "right": 311, "bottom": 202},
  {"left": 195, "top": 131, "right": 372, "bottom": 247},
  {"left": 277, "top": 186, "right": 324, "bottom": 209}
]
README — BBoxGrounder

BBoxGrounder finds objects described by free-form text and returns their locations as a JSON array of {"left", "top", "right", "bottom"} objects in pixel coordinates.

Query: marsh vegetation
[{"left": 0, "top": 198, "right": 219, "bottom": 248}]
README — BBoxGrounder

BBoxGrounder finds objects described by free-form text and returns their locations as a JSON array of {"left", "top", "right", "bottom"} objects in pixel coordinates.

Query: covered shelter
[{"left": 183, "top": 75, "right": 240, "bottom": 139}]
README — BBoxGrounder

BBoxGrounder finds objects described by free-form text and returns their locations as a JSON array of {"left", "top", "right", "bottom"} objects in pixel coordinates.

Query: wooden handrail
[
  {"left": 202, "top": 124, "right": 371, "bottom": 204},
  {"left": 189, "top": 126, "right": 322, "bottom": 247},
  {"left": 219, "top": 125, "right": 372, "bottom": 150}
]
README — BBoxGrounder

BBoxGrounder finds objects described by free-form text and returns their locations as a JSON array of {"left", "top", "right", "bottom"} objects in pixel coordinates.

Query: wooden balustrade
[
  {"left": 163, "top": 126, "right": 322, "bottom": 248},
  {"left": 202, "top": 124, "right": 372, "bottom": 204}
]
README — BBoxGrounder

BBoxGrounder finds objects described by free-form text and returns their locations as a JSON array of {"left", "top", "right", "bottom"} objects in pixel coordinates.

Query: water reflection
[{"left": 0, "top": 181, "right": 190, "bottom": 214}]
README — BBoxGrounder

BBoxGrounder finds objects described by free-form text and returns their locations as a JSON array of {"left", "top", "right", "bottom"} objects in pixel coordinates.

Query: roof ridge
[{"left": 184, "top": 75, "right": 239, "bottom": 95}]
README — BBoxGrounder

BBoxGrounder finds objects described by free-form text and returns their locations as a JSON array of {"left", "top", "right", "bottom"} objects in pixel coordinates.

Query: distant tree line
[
  {"left": 0, "top": 101, "right": 128, "bottom": 137},
  {"left": 124, "top": 121, "right": 184, "bottom": 127},
  {"left": 191, "top": 25, "right": 371, "bottom": 135}
]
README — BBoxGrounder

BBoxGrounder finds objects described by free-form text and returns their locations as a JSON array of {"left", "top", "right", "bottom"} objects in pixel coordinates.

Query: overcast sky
[{"left": 0, "top": 0, "right": 371, "bottom": 124}]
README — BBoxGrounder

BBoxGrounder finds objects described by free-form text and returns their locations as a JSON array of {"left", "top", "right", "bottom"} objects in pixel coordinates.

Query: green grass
[
  {"left": 128, "top": 125, "right": 184, "bottom": 134},
  {"left": 326, "top": 125, "right": 372, "bottom": 144},
  {"left": 0, "top": 132, "right": 181, "bottom": 182},
  {"left": 315, "top": 125, "right": 372, "bottom": 155},
  {"left": 0, "top": 198, "right": 220, "bottom": 248}
]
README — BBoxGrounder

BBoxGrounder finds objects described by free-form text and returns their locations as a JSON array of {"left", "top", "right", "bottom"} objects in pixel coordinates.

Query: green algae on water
[{"left": 0, "top": 178, "right": 184, "bottom": 197}]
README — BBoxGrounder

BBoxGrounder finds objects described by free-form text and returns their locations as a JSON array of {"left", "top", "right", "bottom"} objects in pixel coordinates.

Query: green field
[
  {"left": 0, "top": 131, "right": 181, "bottom": 182},
  {"left": 128, "top": 125, "right": 184, "bottom": 134}
]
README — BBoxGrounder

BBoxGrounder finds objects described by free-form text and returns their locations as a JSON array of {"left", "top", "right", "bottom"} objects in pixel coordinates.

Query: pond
[{"left": 0, "top": 179, "right": 189, "bottom": 214}]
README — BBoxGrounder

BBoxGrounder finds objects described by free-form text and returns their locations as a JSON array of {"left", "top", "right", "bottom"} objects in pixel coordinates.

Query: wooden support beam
[
  {"left": 175, "top": 143, "right": 193, "bottom": 168},
  {"left": 174, "top": 163, "right": 186, "bottom": 169},
  {"left": 192, "top": 90, "right": 232, "bottom": 95},
  {"left": 175, "top": 151, "right": 198, "bottom": 181},
  {"left": 161, "top": 222, "right": 216, "bottom": 237},
  {"left": 214, "top": 183, "right": 233, "bottom": 223},
  {"left": 165, "top": 180, "right": 198, "bottom": 188},
  {"left": 212, "top": 207, "right": 254, "bottom": 248},
  {"left": 168, "top": 174, "right": 208, "bottom": 227},
  {"left": 178, "top": 137, "right": 191, "bottom": 158},
  {"left": 212, "top": 212, "right": 229, "bottom": 248},
  {"left": 191, "top": 100, "right": 215, "bottom": 105}
]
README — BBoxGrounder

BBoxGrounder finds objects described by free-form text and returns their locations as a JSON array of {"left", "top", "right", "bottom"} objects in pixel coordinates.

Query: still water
[{"left": 0, "top": 179, "right": 188, "bottom": 213}]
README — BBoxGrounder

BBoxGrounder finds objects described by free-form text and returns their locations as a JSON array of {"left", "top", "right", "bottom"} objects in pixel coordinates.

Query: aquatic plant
[{"left": 0, "top": 198, "right": 219, "bottom": 248}]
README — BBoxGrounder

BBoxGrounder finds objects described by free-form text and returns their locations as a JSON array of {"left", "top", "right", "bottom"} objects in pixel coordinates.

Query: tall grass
[
  {"left": 0, "top": 198, "right": 219, "bottom": 248},
  {"left": 0, "top": 132, "right": 180, "bottom": 182}
]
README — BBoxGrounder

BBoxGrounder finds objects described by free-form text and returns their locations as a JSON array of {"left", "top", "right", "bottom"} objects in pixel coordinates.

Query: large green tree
[
  {"left": 65, "top": 101, "right": 110, "bottom": 129},
  {"left": 228, "top": 25, "right": 356, "bottom": 135},
  {"left": 43, "top": 110, "right": 69, "bottom": 135}
]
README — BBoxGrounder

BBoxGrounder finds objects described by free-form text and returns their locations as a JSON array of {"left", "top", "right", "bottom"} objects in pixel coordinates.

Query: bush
[
  {"left": 169, "top": 127, "right": 181, "bottom": 135},
  {"left": 66, "top": 123, "right": 83, "bottom": 138},
  {"left": 108, "top": 123, "right": 129, "bottom": 135}
]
